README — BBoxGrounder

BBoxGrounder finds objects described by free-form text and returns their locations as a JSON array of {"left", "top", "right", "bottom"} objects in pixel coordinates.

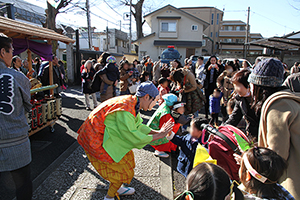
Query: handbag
[{"left": 128, "top": 82, "right": 139, "bottom": 94}]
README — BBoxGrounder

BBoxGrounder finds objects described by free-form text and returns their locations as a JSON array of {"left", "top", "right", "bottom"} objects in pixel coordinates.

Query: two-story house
[
  {"left": 180, "top": 7, "right": 224, "bottom": 55},
  {"left": 134, "top": 4, "right": 209, "bottom": 61},
  {"left": 218, "top": 20, "right": 264, "bottom": 56}
]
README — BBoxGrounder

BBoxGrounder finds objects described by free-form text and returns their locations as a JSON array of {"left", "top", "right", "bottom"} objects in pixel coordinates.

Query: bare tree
[
  {"left": 118, "top": 0, "right": 168, "bottom": 39},
  {"left": 45, "top": 0, "right": 86, "bottom": 53}
]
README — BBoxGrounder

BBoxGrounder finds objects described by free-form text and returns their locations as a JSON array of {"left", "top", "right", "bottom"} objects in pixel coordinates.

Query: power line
[
  {"left": 251, "top": 11, "right": 294, "bottom": 30},
  {"left": 70, "top": 2, "right": 119, "bottom": 26},
  {"left": 102, "top": 0, "right": 122, "bottom": 17}
]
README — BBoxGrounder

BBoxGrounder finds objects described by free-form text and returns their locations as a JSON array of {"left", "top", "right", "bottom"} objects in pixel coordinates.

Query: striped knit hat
[{"left": 248, "top": 58, "right": 284, "bottom": 88}]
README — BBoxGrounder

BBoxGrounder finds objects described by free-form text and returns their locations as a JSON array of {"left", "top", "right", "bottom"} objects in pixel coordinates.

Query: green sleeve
[{"left": 103, "top": 111, "right": 153, "bottom": 162}]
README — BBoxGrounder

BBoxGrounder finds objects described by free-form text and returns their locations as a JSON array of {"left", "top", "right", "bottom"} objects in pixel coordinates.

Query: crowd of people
[
  {"left": 1, "top": 29, "right": 300, "bottom": 200},
  {"left": 76, "top": 51, "right": 300, "bottom": 200}
]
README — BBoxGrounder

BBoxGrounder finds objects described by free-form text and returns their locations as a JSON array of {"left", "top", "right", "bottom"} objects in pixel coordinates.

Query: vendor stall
[{"left": 0, "top": 16, "right": 74, "bottom": 135}]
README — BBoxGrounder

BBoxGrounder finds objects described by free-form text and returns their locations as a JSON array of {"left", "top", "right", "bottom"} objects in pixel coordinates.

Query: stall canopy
[
  {"left": 248, "top": 32, "right": 300, "bottom": 51},
  {"left": 12, "top": 38, "right": 53, "bottom": 61},
  {"left": 0, "top": 16, "right": 74, "bottom": 44}
]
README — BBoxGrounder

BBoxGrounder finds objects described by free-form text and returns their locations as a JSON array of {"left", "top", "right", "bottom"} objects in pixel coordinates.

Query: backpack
[{"left": 201, "top": 124, "right": 250, "bottom": 180}]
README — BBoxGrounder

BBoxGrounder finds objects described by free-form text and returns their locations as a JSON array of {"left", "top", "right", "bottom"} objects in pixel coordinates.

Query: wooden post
[
  {"left": 27, "top": 49, "right": 32, "bottom": 71},
  {"left": 49, "top": 61, "right": 54, "bottom": 96}
]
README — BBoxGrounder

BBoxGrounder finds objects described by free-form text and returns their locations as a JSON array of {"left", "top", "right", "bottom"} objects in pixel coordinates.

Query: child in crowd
[
  {"left": 239, "top": 147, "right": 295, "bottom": 200},
  {"left": 170, "top": 102, "right": 192, "bottom": 136},
  {"left": 157, "top": 77, "right": 169, "bottom": 105},
  {"left": 209, "top": 88, "right": 223, "bottom": 126},
  {"left": 175, "top": 162, "right": 243, "bottom": 200},
  {"left": 127, "top": 64, "right": 140, "bottom": 85},
  {"left": 167, "top": 118, "right": 208, "bottom": 177},
  {"left": 97, "top": 56, "right": 120, "bottom": 94},
  {"left": 140, "top": 71, "right": 150, "bottom": 83},
  {"left": 127, "top": 64, "right": 140, "bottom": 94}
]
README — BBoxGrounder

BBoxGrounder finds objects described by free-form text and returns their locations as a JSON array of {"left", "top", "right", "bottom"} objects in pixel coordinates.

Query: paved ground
[{"left": 0, "top": 86, "right": 176, "bottom": 200}]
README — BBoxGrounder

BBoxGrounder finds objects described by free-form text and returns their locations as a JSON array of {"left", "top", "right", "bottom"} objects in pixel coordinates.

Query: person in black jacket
[
  {"left": 81, "top": 60, "right": 97, "bottom": 110},
  {"left": 224, "top": 69, "right": 259, "bottom": 140},
  {"left": 41, "top": 55, "right": 63, "bottom": 95},
  {"left": 203, "top": 56, "right": 222, "bottom": 118}
]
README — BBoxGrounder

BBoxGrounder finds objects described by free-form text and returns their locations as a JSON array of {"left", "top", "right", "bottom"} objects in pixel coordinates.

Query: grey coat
[{"left": 0, "top": 59, "right": 32, "bottom": 171}]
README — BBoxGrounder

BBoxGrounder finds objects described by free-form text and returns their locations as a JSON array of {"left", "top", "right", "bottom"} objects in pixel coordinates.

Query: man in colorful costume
[{"left": 77, "top": 82, "right": 174, "bottom": 200}]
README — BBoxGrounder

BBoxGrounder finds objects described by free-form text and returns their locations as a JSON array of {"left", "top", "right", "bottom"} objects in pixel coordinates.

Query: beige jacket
[
  {"left": 182, "top": 68, "right": 197, "bottom": 93},
  {"left": 258, "top": 90, "right": 300, "bottom": 200},
  {"left": 217, "top": 70, "right": 236, "bottom": 103}
]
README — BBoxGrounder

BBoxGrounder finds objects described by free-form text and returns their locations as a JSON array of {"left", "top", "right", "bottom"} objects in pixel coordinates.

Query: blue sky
[{"left": 26, "top": 0, "right": 300, "bottom": 38}]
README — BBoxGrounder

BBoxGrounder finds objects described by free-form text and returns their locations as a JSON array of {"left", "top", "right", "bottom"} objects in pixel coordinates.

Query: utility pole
[
  {"left": 119, "top": 20, "right": 122, "bottom": 31},
  {"left": 106, "top": 25, "right": 109, "bottom": 51},
  {"left": 244, "top": 6, "right": 250, "bottom": 58},
  {"left": 129, "top": 0, "right": 132, "bottom": 53},
  {"left": 86, "top": 0, "right": 92, "bottom": 50}
]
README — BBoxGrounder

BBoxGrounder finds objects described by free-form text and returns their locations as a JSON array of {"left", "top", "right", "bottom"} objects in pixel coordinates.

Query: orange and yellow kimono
[{"left": 77, "top": 95, "right": 153, "bottom": 197}]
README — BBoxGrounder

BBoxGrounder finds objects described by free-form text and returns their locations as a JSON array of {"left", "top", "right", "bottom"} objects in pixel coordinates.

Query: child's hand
[{"left": 128, "top": 71, "right": 133, "bottom": 76}]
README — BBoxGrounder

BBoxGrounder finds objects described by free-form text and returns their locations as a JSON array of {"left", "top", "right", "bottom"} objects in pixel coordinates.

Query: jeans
[{"left": 0, "top": 164, "right": 32, "bottom": 200}]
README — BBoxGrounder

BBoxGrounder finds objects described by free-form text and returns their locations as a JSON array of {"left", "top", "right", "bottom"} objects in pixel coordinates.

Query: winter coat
[
  {"left": 209, "top": 93, "right": 223, "bottom": 114},
  {"left": 217, "top": 70, "right": 237, "bottom": 104},
  {"left": 182, "top": 68, "right": 197, "bottom": 93},
  {"left": 168, "top": 133, "right": 201, "bottom": 177},
  {"left": 225, "top": 94, "right": 260, "bottom": 139},
  {"left": 290, "top": 65, "right": 299, "bottom": 74},
  {"left": 81, "top": 68, "right": 96, "bottom": 94},
  {"left": 119, "top": 68, "right": 130, "bottom": 92},
  {"left": 97, "top": 63, "right": 120, "bottom": 82},
  {"left": 41, "top": 64, "right": 62, "bottom": 94},
  {"left": 203, "top": 64, "right": 221, "bottom": 90},
  {"left": 152, "top": 62, "right": 161, "bottom": 83},
  {"left": 283, "top": 72, "right": 300, "bottom": 92},
  {"left": 259, "top": 90, "right": 300, "bottom": 200}
]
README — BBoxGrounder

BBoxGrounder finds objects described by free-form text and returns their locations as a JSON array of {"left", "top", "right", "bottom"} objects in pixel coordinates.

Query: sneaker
[
  {"left": 86, "top": 107, "right": 92, "bottom": 111},
  {"left": 103, "top": 196, "right": 114, "bottom": 200},
  {"left": 154, "top": 150, "right": 169, "bottom": 158},
  {"left": 117, "top": 187, "right": 135, "bottom": 196}
]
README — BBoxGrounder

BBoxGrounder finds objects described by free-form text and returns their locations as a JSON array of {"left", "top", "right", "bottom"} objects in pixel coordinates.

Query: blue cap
[
  {"left": 162, "top": 94, "right": 178, "bottom": 106},
  {"left": 136, "top": 81, "right": 159, "bottom": 98}
]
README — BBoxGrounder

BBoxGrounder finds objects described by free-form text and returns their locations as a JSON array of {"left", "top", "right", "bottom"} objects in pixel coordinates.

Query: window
[
  {"left": 216, "top": 32, "right": 218, "bottom": 37},
  {"left": 235, "top": 39, "right": 244, "bottom": 43},
  {"left": 191, "top": 25, "right": 198, "bottom": 31},
  {"left": 217, "top": 13, "right": 219, "bottom": 25},
  {"left": 211, "top": 13, "right": 214, "bottom": 25},
  {"left": 161, "top": 22, "right": 177, "bottom": 32},
  {"left": 202, "top": 39, "right": 206, "bottom": 47},
  {"left": 224, "top": 26, "right": 233, "bottom": 31},
  {"left": 240, "top": 26, "right": 245, "bottom": 30},
  {"left": 224, "top": 38, "right": 232, "bottom": 43},
  {"left": 210, "top": 32, "right": 213, "bottom": 37},
  {"left": 236, "top": 26, "right": 240, "bottom": 31}
]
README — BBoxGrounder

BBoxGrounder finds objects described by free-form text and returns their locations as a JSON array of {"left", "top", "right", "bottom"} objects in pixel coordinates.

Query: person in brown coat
[
  {"left": 119, "top": 60, "right": 133, "bottom": 95},
  {"left": 217, "top": 61, "right": 238, "bottom": 121},
  {"left": 248, "top": 58, "right": 300, "bottom": 199},
  {"left": 95, "top": 52, "right": 115, "bottom": 102}
]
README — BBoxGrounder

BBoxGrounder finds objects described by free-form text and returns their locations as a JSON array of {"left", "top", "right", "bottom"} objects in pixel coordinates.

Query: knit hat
[
  {"left": 248, "top": 58, "right": 284, "bottom": 87},
  {"left": 162, "top": 94, "right": 178, "bottom": 106},
  {"left": 136, "top": 82, "right": 159, "bottom": 98},
  {"left": 106, "top": 56, "right": 116, "bottom": 64}
]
